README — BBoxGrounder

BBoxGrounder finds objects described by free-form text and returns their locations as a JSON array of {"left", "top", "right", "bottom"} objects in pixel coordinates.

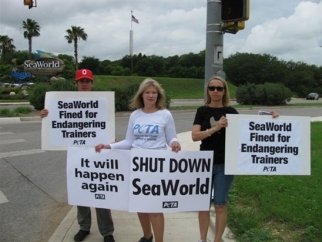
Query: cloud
[
  {"left": 225, "top": 1, "right": 322, "bottom": 65},
  {"left": 0, "top": 0, "right": 321, "bottom": 66}
]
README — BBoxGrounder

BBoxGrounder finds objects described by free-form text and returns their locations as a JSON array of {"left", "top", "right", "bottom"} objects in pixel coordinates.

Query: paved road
[
  {"left": 170, "top": 98, "right": 322, "bottom": 107},
  {"left": 1, "top": 107, "right": 322, "bottom": 241},
  {"left": 1, "top": 98, "right": 322, "bottom": 110}
]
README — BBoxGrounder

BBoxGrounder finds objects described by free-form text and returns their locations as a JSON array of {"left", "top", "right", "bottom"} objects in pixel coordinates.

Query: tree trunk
[
  {"left": 29, "top": 37, "right": 32, "bottom": 60},
  {"left": 74, "top": 38, "right": 78, "bottom": 70}
]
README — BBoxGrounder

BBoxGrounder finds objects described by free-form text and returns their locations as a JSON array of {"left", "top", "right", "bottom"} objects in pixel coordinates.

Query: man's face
[{"left": 76, "top": 78, "right": 93, "bottom": 91}]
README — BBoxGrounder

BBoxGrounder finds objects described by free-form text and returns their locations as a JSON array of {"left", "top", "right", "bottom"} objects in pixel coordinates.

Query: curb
[
  {"left": 0, "top": 117, "right": 21, "bottom": 124},
  {"left": 47, "top": 206, "right": 76, "bottom": 242},
  {"left": 20, "top": 116, "right": 41, "bottom": 122}
]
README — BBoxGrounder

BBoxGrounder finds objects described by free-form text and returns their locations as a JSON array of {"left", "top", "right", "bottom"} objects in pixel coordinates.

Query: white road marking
[
  {"left": 0, "top": 139, "right": 25, "bottom": 145},
  {"left": 0, "top": 149, "right": 45, "bottom": 158},
  {"left": 0, "top": 190, "right": 9, "bottom": 204}
]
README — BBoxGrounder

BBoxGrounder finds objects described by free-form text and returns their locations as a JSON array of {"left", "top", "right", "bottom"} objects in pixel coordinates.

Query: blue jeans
[{"left": 212, "top": 164, "right": 234, "bottom": 205}]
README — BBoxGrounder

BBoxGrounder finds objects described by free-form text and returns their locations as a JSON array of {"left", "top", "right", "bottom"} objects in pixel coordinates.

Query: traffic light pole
[{"left": 204, "top": 0, "right": 224, "bottom": 101}]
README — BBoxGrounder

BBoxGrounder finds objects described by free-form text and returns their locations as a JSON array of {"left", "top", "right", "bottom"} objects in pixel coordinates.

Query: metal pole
[
  {"left": 204, "top": 0, "right": 224, "bottom": 101},
  {"left": 130, "top": 30, "right": 133, "bottom": 72},
  {"left": 130, "top": 10, "right": 134, "bottom": 73}
]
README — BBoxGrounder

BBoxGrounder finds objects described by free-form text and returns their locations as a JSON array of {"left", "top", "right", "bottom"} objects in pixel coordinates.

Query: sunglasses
[{"left": 207, "top": 86, "right": 225, "bottom": 92}]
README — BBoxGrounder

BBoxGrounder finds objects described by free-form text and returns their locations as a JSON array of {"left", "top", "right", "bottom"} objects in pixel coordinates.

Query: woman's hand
[
  {"left": 95, "top": 144, "right": 110, "bottom": 153},
  {"left": 217, "top": 116, "right": 228, "bottom": 129},
  {"left": 171, "top": 141, "right": 181, "bottom": 153}
]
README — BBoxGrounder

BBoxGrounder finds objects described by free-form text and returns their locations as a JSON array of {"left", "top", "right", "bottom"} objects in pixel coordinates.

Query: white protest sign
[
  {"left": 41, "top": 91, "right": 115, "bottom": 150},
  {"left": 129, "top": 149, "right": 214, "bottom": 213},
  {"left": 67, "top": 147, "right": 131, "bottom": 211},
  {"left": 225, "top": 114, "right": 311, "bottom": 175}
]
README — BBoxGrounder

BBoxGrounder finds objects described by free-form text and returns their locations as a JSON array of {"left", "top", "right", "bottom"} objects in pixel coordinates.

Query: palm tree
[
  {"left": 0, "top": 35, "right": 16, "bottom": 64},
  {"left": 65, "top": 26, "right": 88, "bottom": 70},
  {"left": 22, "top": 18, "right": 40, "bottom": 60}
]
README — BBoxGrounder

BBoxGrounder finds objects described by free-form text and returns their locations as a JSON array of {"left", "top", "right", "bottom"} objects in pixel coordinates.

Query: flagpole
[
  {"left": 131, "top": 10, "right": 133, "bottom": 31},
  {"left": 129, "top": 12, "right": 139, "bottom": 74},
  {"left": 130, "top": 10, "right": 134, "bottom": 73}
]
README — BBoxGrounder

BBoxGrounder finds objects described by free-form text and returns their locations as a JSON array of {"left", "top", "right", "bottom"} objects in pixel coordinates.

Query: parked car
[{"left": 306, "top": 93, "right": 319, "bottom": 100}]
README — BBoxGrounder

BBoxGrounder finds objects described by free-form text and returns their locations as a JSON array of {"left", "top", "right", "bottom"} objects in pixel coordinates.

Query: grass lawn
[
  {"left": 94, "top": 75, "right": 237, "bottom": 99},
  {"left": 228, "top": 121, "right": 322, "bottom": 242}
]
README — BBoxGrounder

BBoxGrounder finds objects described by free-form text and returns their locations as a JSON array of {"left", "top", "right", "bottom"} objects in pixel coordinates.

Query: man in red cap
[
  {"left": 40, "top": 69, "right": 115, "bottom": 242},
  {"left": 74, "top": 69, "right": 94, "bottom": 91}
]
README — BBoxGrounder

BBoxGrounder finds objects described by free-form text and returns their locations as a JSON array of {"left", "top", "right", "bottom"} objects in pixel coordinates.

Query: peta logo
[
  {"left": 95, "top": 194, "right": 105, "bottom": 200},
  {"left": 133, "top": 124, "right": 159, "bottom": 134},
  {"left": 162, "top": 201, "right": 178, "bottom": 208}
]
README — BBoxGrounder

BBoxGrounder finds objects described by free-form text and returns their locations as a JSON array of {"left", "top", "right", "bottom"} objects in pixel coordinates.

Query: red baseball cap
[{"left": 75, "top": 69, "right": 94, "bottom": 81}]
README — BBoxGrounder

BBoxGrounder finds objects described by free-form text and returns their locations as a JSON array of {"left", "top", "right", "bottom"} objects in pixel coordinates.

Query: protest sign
[
  {"left": 225, "top": 114, "right": 311, "bottom": 175},
  {"left": 67, "top": 147, "right": 131, "bottom": 211},
  {"left": 41, "top": 91, "right": 115, "bottom": 150},
  {"left": 129, "top": 149, "right": 213, "bottom": 213},
  {"left": 67, "top": 148, "right": 213, "bottom": 212}
]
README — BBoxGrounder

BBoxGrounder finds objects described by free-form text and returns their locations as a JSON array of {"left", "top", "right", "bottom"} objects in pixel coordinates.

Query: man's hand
[{"left": 40, "top": 109, "right": 48, "bottom": 118}]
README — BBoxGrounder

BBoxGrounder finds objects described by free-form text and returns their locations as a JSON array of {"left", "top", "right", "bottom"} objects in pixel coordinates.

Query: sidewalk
[
  {"left": 48, "top": 207, "right": 234, "bottom": 242},
  {"left": 47, "top": 131, "right": 236, "bottom": 242}
]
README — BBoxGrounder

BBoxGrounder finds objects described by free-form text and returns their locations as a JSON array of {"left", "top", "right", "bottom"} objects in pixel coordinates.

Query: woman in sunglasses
[
  {"left": 191, "top": 75, "right": 277, "bottom": 242},
  {"left": 191, "top": 75, "right": 236, "bottom": 242}
]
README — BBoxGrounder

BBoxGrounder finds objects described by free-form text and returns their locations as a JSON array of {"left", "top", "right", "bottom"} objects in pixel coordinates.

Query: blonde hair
[
  {"left": 129, "top": 78, "right": 166, "bottom": 110},
  {"left": 205, "top": 75, "right": 231, "bottom": 107}
]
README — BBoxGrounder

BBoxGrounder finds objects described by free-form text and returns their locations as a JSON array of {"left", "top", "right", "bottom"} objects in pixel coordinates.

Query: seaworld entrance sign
[{"left": 23, "top": 50, "right": 65, "bottom": 76}]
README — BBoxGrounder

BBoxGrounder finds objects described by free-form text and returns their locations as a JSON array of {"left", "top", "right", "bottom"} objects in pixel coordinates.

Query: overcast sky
[{"left": 0, "top": 0, "right": 321, "bottom": 66}]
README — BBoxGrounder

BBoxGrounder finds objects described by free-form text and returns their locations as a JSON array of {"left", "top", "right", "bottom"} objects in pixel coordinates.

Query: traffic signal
[
  {"left": 222, "top": 21, "right": 245, "bottom": 34},
  {"left": 24, "top": 0, "right": 36, "bottom": 9},
  {"left": 221, "top": 0, "right": 249, "bottom": 22},
  {"left": 223, "top": 21, "right": 245, "bottom": 30}
]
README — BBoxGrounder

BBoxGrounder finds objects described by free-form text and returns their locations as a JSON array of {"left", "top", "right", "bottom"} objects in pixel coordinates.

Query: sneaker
[
  {"left": 138, "top": 235, "right": 153, "bottom": 242},
  {"left": 74, "top": 230, "right": 90, "bottom": 241},
  {"left": 104, "top": 234, "right": 115, "bottom": 242}
]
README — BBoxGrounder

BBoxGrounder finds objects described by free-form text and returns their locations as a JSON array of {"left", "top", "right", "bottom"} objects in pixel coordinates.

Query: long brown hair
[{"left": 129, "top": 78, "right": 166, "bottom": 110}]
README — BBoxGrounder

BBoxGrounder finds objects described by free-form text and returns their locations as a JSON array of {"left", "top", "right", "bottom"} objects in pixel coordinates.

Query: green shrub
[
  {"left": 29, "top": 80, "right": 76, "bottom": 110},
  {"left": 0, "top": 94, "right": 26, "bottom": 100},
  {"left": 0, "top": 87, "right": 20, "bottom": 95},
  {"left": 13, "top": 106, "right": 33, "bottom": 114},
  {"left": 0, "top": 108, "right": 15, "bottom": 117},
  {"left": 111, "top": 84, "right": 140, "bottom": 112},
  {"left": 236, "top": 82, "right": 292, "bottom": 105},
  {"left": 29, "top": 83, "right": 51, "bottom": 110},
  {"left": 50, "top": 79, "right": 76, "bottom": 91}
]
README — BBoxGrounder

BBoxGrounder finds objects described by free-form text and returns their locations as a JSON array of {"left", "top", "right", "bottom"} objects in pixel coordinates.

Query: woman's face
[
  {"left": 142, "top": 85, "right": 158, "bottom": 106},
  {"left": 208, "top": 79, "right": 225, "bottom": 102}
]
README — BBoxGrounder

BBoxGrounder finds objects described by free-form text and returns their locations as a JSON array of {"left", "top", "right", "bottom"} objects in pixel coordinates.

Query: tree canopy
[
  {"left": 22, "top": 18, "right": 40, "bottom": 60},
  {"left": 64, "top": 26, "right": 88, "bottom": 70}
]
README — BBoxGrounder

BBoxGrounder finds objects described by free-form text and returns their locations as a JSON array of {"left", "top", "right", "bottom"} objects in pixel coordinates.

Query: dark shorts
[{"left": 212, "top": 164, "right": 234, "bottom": 205}]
